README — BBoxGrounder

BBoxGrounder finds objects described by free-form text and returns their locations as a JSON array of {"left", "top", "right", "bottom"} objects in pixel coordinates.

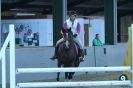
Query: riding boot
[
  {"left": 50, "top": 47, "right": 58, "bottom": 60},
  {"left": 79, "top": 49, "right": 84, "bottom": 62}
]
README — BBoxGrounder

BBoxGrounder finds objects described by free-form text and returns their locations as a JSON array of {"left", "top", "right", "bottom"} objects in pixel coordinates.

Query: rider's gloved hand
[{"left": 73, "top": 34, "right": 77, "bottom": 38}]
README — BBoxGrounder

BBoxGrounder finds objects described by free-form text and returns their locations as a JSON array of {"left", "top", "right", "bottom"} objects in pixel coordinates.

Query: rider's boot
[{"left": 50, "top": 47, "right": 58, "bottom": 60}]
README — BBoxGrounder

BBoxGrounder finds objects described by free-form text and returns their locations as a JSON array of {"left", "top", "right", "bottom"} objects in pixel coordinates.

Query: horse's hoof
[
  {"left": 56, "top": 78, "right": 60, "bottom": 81},
  {"left": 85, "top": 72, "right": 88, "bottom": 74}
]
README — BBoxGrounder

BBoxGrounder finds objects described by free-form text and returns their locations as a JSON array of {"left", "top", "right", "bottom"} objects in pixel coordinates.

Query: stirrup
[
  {"left": 50, "top": 56, "right": 56, "bottom": 60},
  {"left": 79, "top": 57, "right": 84, "bottom": 62}
]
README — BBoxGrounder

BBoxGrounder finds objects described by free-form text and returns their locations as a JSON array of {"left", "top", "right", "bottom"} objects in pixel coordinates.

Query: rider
[{"left": 50, "top": 11, "right": 84, "bottom": 62}]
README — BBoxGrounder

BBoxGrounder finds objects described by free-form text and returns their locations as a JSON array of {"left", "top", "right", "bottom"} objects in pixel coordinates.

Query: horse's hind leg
[
  {"left": 56, "top": 62, "right": 61, "bottom": 81},
  {"left": 65, "top": 72, "right": 68, "bottom": 80},
  {"left": 56, "top": 72, "right": 60, "bottom": 81}
]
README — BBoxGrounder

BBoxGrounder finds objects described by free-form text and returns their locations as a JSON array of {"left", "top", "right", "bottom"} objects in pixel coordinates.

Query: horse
[{"left": 56, "top": 28, "right": 80, "bottom": 81}]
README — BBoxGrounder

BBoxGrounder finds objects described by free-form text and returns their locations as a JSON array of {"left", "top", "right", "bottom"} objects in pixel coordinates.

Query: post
[
  {"left": 0, "top": 0, "right": 1, "bottom": 47},
  {"left": 131, "top": 24, "right": 133, "bottom": 88},
  {"left": 2, "top": 50, "right": 6, "bottom": 88},
  {"left": 9, "top": 24, "right": 16, "bottom": 88},
  {"left": 53, "top": 0, "right": 67, "bottom": 45},
  {"left": 104, "top": 0, "right": 117, "bottom": 44},
  {"left": 63, "top": 0, "right": 67, "bottom": 21}
]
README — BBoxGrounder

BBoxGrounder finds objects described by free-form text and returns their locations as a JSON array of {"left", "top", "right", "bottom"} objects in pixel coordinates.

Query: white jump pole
[
  {"left": 2, "top": 50, "right": 6, "bottom": 88},
  {"left": 16, "top": 66, "right": 131, "bottom": 74},
  {"left": 1, "top": 32, "right": 10, "bottom": 88},
  {"left": 17, "top": 81, "right": 131, "bottom": 88},
  {"left": 9, "top": 24, "right": 16, "bottom": 88},
  {"left": 0, "top": 34, "right": 10, "bottom": 59},
  {"left": 131, "top": 24, "right": 133, "bottom": 88}
]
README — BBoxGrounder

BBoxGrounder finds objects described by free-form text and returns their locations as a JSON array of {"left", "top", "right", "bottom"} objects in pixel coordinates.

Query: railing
[
  {"left": 15, "top": 24, "right": 133, "bottom": 88},
  {"left": 0, "top": 24, "right": 15, "bottom": 88}
]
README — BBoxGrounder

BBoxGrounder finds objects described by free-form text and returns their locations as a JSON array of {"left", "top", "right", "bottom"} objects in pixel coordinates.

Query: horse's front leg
[
  {"left": 68, "top": 72, "right": 75, "bottom": 80},
  {"left": 64, "top": 64, "right": 69, "bottom": 81},
  {"left": 56, "top": 61, "right": 61, "bottom": 81},
  {"left": 68, "top": 62, "right": 77, "bottom": 80},
  {"left": 65, "top": 72, "right": 68, "bottom": 80}
]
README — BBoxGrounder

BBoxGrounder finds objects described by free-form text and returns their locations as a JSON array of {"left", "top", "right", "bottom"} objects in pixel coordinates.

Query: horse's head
[
  {"left": 62, "top": 28, "right": 74, "bottom": 49},
  {"left": 62, "top": 28, "right": 74, "bottom": 41}
]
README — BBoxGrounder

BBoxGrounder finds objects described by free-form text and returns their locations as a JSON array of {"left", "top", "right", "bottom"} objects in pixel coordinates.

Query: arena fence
[
  {"left": 0, "top": 24, "right": 15, "bottom": 88},
  {"left": 0, "top": 24, "right": 133, "bottom": 88}
]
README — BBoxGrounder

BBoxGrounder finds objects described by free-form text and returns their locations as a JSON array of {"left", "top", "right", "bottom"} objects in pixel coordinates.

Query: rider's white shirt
[{"left": 66, "top": 19, "right": 79, "bottom": 35}]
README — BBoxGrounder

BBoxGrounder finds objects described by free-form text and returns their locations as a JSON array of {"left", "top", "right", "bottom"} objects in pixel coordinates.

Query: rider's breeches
[
  {"left": 73, "top": 37, "right": 83, "bottom": 49},
  {"left": 56, "top": 38, "right": 64, "bottom": 46},
  {"left": 56, "top": 37, "right": 83, "bottom": 49}
]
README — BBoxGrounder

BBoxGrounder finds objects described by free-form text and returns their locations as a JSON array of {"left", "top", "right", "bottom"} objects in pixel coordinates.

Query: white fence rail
[
  {"left": 0, "top": 24, "right": 15, "bottom": 88},
  {"left": 17, "top": 66, "right": 131, "bottom": 74},
  {"left": 131, "top": 24, "right": 133, "bottom": 86},
  {"left": 9, "top": 25, "right": 16, "bottom": 88},
  {"left": 0, "top": 34, "right": 10, "bottom": 88},
  {"left": 17, "top": 81, "right": 131, "bottom": 87}
]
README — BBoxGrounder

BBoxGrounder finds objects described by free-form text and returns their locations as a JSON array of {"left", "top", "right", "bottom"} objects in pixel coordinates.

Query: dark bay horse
[{"left": 56, "top": 28, "right": 80, "bottom": 81}]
